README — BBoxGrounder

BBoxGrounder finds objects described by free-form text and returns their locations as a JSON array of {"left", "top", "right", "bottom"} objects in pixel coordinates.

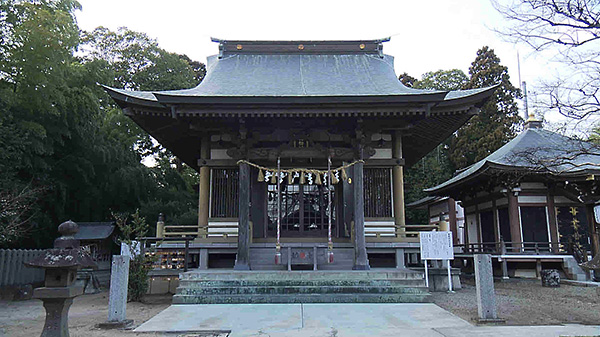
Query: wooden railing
[
  {"left": 402, "top": 224, "right": 440, "bottom": 237},
  {"left": 163, "top": 224, "right": 198, "bottom": 238},
  {"left": 456, "top": 241, "right": 566, "bottom": 255}
]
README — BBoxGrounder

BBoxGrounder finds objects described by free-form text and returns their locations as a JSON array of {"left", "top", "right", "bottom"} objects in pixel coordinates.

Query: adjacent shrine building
[
  {"left": 105, "top": 38, "right": 496, "bottom": 271},
  {"left": 423, "top": 114, "right": 600, "bottom": 278}
]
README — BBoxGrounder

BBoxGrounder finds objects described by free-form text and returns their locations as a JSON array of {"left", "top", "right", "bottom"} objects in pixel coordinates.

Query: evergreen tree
[
  {"left": 403, "top": 70, "right": 468, "bottom": 223},
  {"left": 414, "top": 69, "right": 468, "bottom": 91},
  {"left": 398, "top": 72, "right": 417, "bottom": 88},
  {"left": 0, "top": 3, "right": 203, "bottom": 247},
  {"left": 449, "top": 46, "right": 522, "bottom": 169}
]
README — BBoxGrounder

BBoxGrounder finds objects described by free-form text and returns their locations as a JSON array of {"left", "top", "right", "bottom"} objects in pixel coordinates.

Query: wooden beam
[
  {"left": 585, "top": 204, "right": 600, "bottom": 257},
  {"left": 365, "top": 158, "right": 405, "bottom": 166},
  {"left": 448, "top": 198, "right": 458, "bottom": 245},
  {"left": 392, "top": 131, "right": 406, "bottom": 238},
  {"left": 353, "top": 159, "right": 370, "bottom": 270},
  {"left": 546, "top": 189, "right": 559, "bottom": 252},
  {"left": 508, "top": 192, "right": 522, "bottom": 252},
  {"left": 492, "top": 199, "right": 500, "bottom": 244},
  {"left": 234, "top": 162, "right": 251, "bottom": 270},
  {"left": 198, "top": 159, "right": 238, "bottom": 167},
  {"left": 198, "top": 135, "right": 210, "bottom": 238}
]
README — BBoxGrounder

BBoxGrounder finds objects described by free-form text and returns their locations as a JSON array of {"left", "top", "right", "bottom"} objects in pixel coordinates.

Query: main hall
[{"left": 105, "top": 38, "right": 496, "bottom": 272}]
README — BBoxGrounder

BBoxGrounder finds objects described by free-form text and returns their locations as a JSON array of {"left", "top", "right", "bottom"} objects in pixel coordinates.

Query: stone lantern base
[{"left": 33, "top": 285, "right": 83, "bottom": 337}]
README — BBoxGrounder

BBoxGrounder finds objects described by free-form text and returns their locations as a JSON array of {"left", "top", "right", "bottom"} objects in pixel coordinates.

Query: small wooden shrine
[
  {"left": 425, "top": 114, "right": 600, "bottom": 277},
  {"left": 105, "top": 38, "right": 496, "bottom": 270}
]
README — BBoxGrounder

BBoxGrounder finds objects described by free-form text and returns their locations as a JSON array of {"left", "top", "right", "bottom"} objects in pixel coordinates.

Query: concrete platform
[{"left": 134, "top": 303, "right": 600, "bottom": 336}]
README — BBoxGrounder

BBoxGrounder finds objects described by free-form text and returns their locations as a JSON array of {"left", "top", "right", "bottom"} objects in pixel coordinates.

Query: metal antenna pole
[{"left": 522, "top": 81, "right": 529, "bottom": 120}]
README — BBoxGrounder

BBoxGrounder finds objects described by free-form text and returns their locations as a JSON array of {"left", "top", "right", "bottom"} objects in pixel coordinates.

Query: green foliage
[
  {"left": 403, "top": 70, "right": 467, "bottom": 223},
  {"left": 448, "top": 46, "right": 522, "bottom": 169},
  {"left": 113, "top": 209, "right": 148, "bottom": 246},
  {"left": 404, "top": 146, "right": 455, "bottom": 224},
  {"left": 138, "top": 157, "right": 199, "bottom": 229},
  {"left": 79, "top": 27, "right": 201, "bottom": 160},
  {"left": 127, "top": 254, "right": 152, "bottom": 302},
  {"left": 414, "top": 69, "right": 468, "bottom": 91},
  {"left": 401, "top": 59, "right": 519, "bottom": 224},
  {"left": 398, "top": 72, "right": 418, "bottom": 87},
  {"left": 80, "top": 27, "right": 200, "bottom": 91},
  {"left": 0, "top": 3, "right": 202, "bottom": 248},
  {"left": 113, "top": 210, "right": 153, "bottom": 302}
]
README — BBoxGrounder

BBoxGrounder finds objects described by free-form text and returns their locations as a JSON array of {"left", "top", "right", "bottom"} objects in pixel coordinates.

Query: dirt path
[
  {"left": 431, "top": 278, "right": 600, "bottom": 325},
  {"left": 0, "top": 292, "right": 169, "bottom": 337},
  {"left": 1, "top": 278, "right": 599, "bottom": 336}
]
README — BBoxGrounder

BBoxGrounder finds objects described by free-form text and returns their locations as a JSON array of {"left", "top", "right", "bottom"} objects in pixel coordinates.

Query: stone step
[
  {"left": 562, "top": 257, "right": 590, "bottom": 281},
  {"left": 172, "top": 293, "right": 431, "bottom": 304},
  {"left": 174, "top": 269, "right": 429, "bottom": 304},
  {"left": 178, "top": 279, "right": 426, "bottom": 288},
  {"left": 179, "top": 270, "right": 424, "bottom": 281},
  {"left": 176, "top": 285, "right": 428, "bottom": 296}
]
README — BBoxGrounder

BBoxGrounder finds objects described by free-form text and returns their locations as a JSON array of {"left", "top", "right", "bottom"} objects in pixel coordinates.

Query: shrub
[{"left": 113, "top": 209, "right": 155, "bottom": 302}]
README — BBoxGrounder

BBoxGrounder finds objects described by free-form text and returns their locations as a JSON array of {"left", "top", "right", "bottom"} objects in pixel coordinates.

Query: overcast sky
[{"left": 75, "top": 0, "right": 591, "bottom": 131}]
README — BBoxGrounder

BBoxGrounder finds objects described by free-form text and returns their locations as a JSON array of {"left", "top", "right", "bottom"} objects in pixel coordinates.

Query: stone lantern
[{"left": 26, "top": 220, "right": 97, "bottom": 337}]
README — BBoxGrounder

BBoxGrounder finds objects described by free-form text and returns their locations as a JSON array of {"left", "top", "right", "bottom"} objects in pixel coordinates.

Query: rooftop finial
[{"left": 524, "top": 111, "right": 542, "bottom": 129}]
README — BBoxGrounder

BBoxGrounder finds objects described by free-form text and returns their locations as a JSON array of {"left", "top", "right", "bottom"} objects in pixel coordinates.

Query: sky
[{"left": 74, "top": 0, "right": 593, "bottom": 132}]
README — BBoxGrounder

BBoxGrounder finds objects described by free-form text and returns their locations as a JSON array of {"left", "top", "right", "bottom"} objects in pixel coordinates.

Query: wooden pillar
[
  {"left": 464, "top": 206, "right": 470, "bottom": 246},
  {"left": 353, "top": 159, "right": 370, "bottom": 270},
  {"left": 475, "top": 204, "right": 482, "bottom": 251},
  {"left": 392, "top": 131, "right": 406, "bottom": 237},
  {"left": 197, "top": 135, "right": 210, "bottom": 238},
  {"left": 492, "top": 200, "right": 500, "bottom": 243},
  {"left": 448, "top": 198, "right": 458, "bottom": 245},
  {"left": 508, "top": 191, "right": 522, "bottom": 252},
  {"left": 546, "top": 191, "right": 559, "bottom": 252},
  {"left": 234, "top": 162, "right": 251, "bottom": 270},
  {"left": 585, "top": 204, "right": 600, "bottom": 257}
]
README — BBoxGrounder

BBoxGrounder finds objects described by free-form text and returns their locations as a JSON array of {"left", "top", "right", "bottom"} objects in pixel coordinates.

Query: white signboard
[
  {"left": 420, "top": 232, "right": 454, "bottom": 260},
  {"left": 594, "top": 204, "right": 600, "bottom": 224}
]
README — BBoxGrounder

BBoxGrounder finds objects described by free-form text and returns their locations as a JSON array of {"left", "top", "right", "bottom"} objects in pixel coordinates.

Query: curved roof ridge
[
  {"left": 426, "top": 127, "right": 600, "bottom": 193},
  {"left": 425, "top": 129, "right": 536, "bottom": 193},
  {"left": 104, "top": 54, "right": 495, "bottom": 102},
  {"left": 101, "top": 38, "right": 496, "bottom": 105}
]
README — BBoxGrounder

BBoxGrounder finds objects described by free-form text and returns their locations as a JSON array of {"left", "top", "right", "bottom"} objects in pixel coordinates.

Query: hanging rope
[
  {"left": 275, "top": 156, "right": 282, "bottom": 265},
  {"left": 327, "top": 156, "right": 334, "bottom": 263},
  {"left": 236, "top": 159, "right": 363, "bottom": 184},
  {"left": 236, "top": 158, "right": 358, "bottom": 265}
]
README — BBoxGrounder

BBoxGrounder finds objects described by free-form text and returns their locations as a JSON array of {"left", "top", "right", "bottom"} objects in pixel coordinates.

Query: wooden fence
[{"left": 0, "top": 249, "right": 45, "bottom": 287}]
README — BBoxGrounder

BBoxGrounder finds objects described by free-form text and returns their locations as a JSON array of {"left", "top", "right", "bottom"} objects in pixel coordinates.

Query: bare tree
[
  {"left": 0, "top": 183, "right": 45, "bottom": 245},
  {"left": 492, "top": 0, "right": 600, "bottom": 120}
]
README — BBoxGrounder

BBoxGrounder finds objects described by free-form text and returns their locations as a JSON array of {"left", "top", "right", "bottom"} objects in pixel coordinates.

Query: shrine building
[
  {"left": 419, "top": 114, "right": 600, "bottom": 279},
  {"left": 104, "top": 38, "right": 496, "bottom": 271}
]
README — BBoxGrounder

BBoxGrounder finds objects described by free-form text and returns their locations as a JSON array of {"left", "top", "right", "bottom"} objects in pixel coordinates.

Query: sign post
[{"left": 420, "top": 231, "right": 454, "bottom": 291}]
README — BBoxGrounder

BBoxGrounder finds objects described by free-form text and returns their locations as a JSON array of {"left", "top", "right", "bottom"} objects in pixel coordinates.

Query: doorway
[{"left": 267, "top": 182, "right": 336, "bottom": 237}]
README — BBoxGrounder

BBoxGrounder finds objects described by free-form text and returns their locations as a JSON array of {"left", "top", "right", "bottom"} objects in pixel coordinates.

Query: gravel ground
[
  {"left": 1, "top": 278, "right": 599, "bottom": 336},
  {"left": 0, "top": 292, "right": 171, "bottom": 337},
  {"left": 431, "top": 277, "right": 600, "bottom": 325}
]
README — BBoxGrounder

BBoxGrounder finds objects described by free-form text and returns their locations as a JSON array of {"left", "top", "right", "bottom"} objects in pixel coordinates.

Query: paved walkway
[{"left": 135, "top": 303, "right": 600, "bottom": 336}]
